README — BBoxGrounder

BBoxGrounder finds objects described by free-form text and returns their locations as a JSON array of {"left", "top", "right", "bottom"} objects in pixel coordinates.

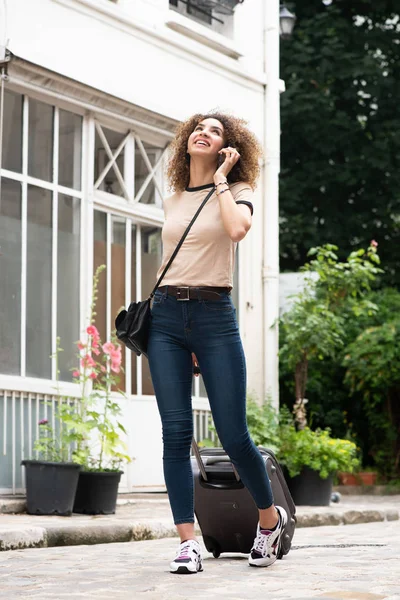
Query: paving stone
[{"left": 0, "top": 521, "right": 399, "bottom": 600}]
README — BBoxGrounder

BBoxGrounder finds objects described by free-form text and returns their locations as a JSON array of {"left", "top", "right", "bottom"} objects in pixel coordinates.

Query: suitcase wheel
[{"left": 212, "top": 549, "right": 221, "bottom": 559}]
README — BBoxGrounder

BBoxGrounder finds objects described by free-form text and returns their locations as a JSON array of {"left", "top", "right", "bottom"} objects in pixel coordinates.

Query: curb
[{"left": 0, "top": 508, "right": 398, "bottom": 552}]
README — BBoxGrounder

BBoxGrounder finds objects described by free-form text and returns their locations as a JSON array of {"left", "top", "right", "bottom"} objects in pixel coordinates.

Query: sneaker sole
[{"left": 170, "top": 565, "right": 203, "bottom": 575}]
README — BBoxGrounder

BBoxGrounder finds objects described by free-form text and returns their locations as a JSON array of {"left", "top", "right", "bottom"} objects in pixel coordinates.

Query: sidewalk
[{"left": 0, "top": 493, "right": 399, "bottom": 552}]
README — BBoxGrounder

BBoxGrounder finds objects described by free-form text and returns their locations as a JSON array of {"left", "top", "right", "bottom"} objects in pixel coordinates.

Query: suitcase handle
[
  {"left": 206, "top": 457, "right": 241, "bottom": 482},
  {"left": 191, "top": 440, "right": 241, "bottom": 483}
]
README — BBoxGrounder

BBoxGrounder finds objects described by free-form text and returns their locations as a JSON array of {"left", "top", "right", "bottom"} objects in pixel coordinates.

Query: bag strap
[{"left": 149, "top": 186, "right": 215, "bottom": 298}]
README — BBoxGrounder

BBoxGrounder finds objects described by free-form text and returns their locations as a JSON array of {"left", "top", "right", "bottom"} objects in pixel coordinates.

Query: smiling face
[{"left": 187, "top": 118, "right": 226, "bottom": 161}]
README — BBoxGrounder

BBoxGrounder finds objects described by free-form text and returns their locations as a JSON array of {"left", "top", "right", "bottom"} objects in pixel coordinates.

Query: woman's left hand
[{"left": 214, "top": 147, "right": 241, "bottom": 180}]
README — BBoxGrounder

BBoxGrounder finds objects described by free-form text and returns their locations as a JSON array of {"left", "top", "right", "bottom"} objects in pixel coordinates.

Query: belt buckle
[{"left": 176, "top": 286, "right": 190, "bottom": 301}]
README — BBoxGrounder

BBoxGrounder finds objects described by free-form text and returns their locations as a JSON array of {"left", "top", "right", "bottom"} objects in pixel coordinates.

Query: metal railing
[
  {"left": 1, "top": 389, "right": 217, "bottom": 495},
  {"left": 0, "top": 389, "right": 80, "bottom": 494}
]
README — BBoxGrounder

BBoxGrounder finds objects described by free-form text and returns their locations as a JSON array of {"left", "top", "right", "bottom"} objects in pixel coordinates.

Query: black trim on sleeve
[{"left": 236, "top": 201, "right": 254, "bottom": 216}]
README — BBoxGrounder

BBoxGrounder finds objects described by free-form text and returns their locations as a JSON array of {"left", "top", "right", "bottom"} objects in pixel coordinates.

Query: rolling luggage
[{"left": 191, "top": 442, "right": 296, "bottom": 559}]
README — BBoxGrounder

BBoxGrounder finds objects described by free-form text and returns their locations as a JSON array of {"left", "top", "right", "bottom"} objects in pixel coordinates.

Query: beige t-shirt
[{"left": 157, "top": 182, "right": 253, "bottom": 288}]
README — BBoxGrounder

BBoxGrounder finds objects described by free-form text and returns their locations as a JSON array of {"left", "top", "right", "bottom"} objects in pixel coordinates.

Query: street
[{"left": 0, "top": 520, "right": 399, "bottom": 600}]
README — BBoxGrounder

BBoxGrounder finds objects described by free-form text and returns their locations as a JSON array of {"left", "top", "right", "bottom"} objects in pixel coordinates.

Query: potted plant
[
  {"left": 277, "top": 408, "right": 360, "bottom": 505},
  {"left": 21, "top": 334, "right": 82, "bottom": 516},
  {"left": 61, "top": 266, "right": 132, "bottom": 515},
  {"left": 22, "top": 420, "right": 81, "bottom": 516}
]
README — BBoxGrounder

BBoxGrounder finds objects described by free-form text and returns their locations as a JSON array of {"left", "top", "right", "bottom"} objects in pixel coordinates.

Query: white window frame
[
  {"left": 1, "top": 84, "right": 216, "bottom": 407},
  {"left": 0, "top": 91, "right": 85, "bottom": 385}
]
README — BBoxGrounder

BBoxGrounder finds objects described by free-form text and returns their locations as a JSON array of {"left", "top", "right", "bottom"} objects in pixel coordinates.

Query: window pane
[
  {"left": 26, "top": 186, "right": 52, "bottom": 379},
  {"left": 94, "top": 127, "right": 126, "bottom": 197},
  {"left": 59, "top": 110, "right": 82, "bottom": 190},
  {"left": 0, "top": 178, "right": 22, "bottom": 374},
  {"left": 135, "top": 143, "right": 162, "bottom": 205},
  {"left": 111, "top": 217, "right": 126, "bottom": 391},
  {"left": 141, "top": 226, "right": 162, "bottom": 395},
  {"left": 57, "top": 195, "right": 80, "bottom": 381},
  {"left": 93, "top": 210, "right": 107, "bottom": 345},
  {"left": 2, "top": 91, "right": 22, "bottom": 172},
  {"left": 28, "top": 99, "right": 54, "bottom": 182}
]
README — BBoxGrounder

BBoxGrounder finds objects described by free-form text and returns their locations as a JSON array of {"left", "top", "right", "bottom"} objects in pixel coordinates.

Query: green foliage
[
  {"left": 280, "top": 285, "right": 400, "bottom": 478},
  {"left": 33, "top": 419, "right": 71, "bottom": 463},
  {"left": 245, "top": 395, "right": 280, "bottom": 453},
  {"left": 199, "top": 395, "right": 280, "bottom": 452},
  {"left": 280, "top": 2, "right": 400, "bottom": 287},
  {"left": 279, "top": 243, "right": 381, "bottom": 424},
  {"left": 343, "top": 320, "right": 400, "bottom": 477},
  {"left": 277, "top": 406, "right": 360, "bottom": 479}
]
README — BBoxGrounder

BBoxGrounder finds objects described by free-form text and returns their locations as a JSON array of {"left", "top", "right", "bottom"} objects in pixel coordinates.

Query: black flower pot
[
  {"left": 73, "top": 471, "right": 123, "bottom": 515},
  {"left": 21, "top": 460, "right": 81, "bottom": 516},
  {"left": 286, "top": 466, "right": 333, "bottom": 506}
]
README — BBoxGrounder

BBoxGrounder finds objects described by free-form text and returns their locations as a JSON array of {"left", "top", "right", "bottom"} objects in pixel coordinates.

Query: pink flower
[
  {"left": 72, "top": 370, "right": 80, "bottom": 378},
  {"left": 100, "top": 365, "right": 107, "bottom": 373},
  {"left": 92, "top": 347, "right": 100, "bottom": 356},
  {"left": 371, "top": 240, "right": 378, "bottom": 248},
  {"left": 102, "top": 342, "right": 115, "bottom": 355},
  {"left": 111, "top": 364, "right": 121, "bottom": 374},
  {"left": 81, "top": 354, "right": 96, "bottom": 369},
  {"left": 86, "top": 325, "right": 99, "bottom": 337},
  {"left": 77, "top": 341, "right": 86, "bottom": 351},
  {"left": 89, "top": 372, "right": 97, "bottom": 380},
  {"left": 38, "top": 419, "right": 48, "bottom": 426},
  {"left": 110, "top": 348, "right": 122, "bottom": 361}
]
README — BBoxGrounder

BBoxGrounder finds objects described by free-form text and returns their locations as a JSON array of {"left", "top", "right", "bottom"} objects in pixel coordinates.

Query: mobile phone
[{"left": 217, "top": 152, "right": 226, "bottom": 168}]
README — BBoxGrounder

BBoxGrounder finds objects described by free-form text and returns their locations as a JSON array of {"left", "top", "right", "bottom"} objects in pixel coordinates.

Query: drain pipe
[{"left": 262, "top": 0, "right": 281, "bottom": 410}]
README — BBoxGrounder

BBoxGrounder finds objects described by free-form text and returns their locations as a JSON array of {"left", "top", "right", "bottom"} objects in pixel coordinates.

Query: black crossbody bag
[{"left": 115, "top": 186, "right": 215, "bottom": 357}]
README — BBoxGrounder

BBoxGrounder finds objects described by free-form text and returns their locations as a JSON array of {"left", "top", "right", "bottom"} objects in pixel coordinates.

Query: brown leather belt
[{"left": 158, "top": 285, "right": 231, "bottom": 301}]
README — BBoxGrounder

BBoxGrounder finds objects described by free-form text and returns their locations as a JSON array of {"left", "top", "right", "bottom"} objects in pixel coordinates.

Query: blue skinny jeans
[{"left": 147, "top": 288, "right": 274, "bottom": 525}]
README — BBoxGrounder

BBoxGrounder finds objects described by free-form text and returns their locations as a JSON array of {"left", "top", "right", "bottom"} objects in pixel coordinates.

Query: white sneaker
[
  {"left": 248, "top": 506, "right": 288, "bottom": 567},
  {"left": 170, "top": 539, "right": 203, "bottom": 574}
]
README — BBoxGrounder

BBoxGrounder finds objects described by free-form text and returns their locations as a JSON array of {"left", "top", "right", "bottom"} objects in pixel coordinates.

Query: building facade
[{"left": 0, "top": 0, "right": 283, "bottom": 493}]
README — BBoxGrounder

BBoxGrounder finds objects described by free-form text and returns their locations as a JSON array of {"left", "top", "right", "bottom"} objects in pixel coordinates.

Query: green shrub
[{"left": 277, "top": 408, "right": 360, "bottom": 479}]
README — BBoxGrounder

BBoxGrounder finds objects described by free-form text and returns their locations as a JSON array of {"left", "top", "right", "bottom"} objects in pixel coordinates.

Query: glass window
[
  {"left": 141, "top": 226, "right": 162, "bottom": 395},
  {"left": 93, "top": 211, "right": 138, "bottom": 394},
  {"left": 111, "top": 217, "right": 126, "bottom": 391},
  {"left": 28, "top": 99, "right": 54, "bottom": 182},
  {"left": 2, "top": 91, "right": 23, "bottom": 173},
  {"left": 0, "top": 178, "right": 22, "bottom": 375},
  {"left": 59, "top": 110, "right": 82, "bottom": 190},
  {"left": 26, "top": 186, "right": 52, "bottom": 379},
  {"left": 57, "top": 195, "right": 81, "bottom": 381},
  {"left": 94, "top": 127, "right": 126, "bottom": 197},
  {"left": 170, "top": 0, "right": 212, "bottom": 25},
  {"left": 93, "top": 210, "right": 107, "bottom": 345}
]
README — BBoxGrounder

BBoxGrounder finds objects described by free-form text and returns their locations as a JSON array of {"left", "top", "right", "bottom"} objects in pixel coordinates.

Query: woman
[{"left": 148, "top": 112, "right": 287, "bottom": 574}]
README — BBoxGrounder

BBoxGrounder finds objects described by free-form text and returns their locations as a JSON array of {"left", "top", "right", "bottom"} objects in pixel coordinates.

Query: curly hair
[{"left": 166, "top": 111, "right": 264, "bottom": 193}]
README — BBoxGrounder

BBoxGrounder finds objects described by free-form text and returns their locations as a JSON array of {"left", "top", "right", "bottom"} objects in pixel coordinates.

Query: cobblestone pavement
[{"left": 0, "top": 520, "right": 399, "bottom": 600}]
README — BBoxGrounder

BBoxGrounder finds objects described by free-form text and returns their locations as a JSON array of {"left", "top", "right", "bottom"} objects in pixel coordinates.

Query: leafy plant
[
  {"left": 343, "top": 319, "right": 400, "bottom": 478},
  {"left": 60, "top": 265, "right": 131, "bottom": 472},
  {"left": 199, "top": 395, "right": 280, "bottom": 452},
  {"left": 280, "top": 1, "right": 400, "bottom": 288},
  {"left": 279, "top": 242, "right": 381, "bottom": 427},
  {"left": 245, "top": 395, "right": 280, "bottom": 453},
  {"left": 33, "top": 418, "right": 71, "bottom": 463},
  {"left": 277, "top": 406, "right": 360, "bottom": 479}
]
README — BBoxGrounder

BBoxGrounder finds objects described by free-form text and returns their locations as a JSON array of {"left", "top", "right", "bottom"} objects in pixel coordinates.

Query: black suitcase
[{"left": 191, "top": 444, "right": 296, "bottom": 559}]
